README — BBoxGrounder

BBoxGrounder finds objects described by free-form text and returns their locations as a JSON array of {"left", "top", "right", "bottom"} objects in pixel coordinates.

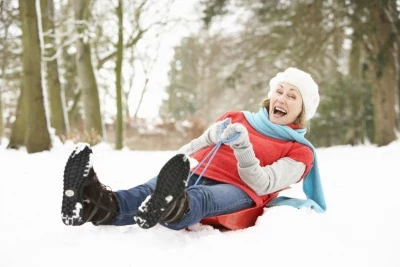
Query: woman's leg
[
  {"left": 162, "top": 181, "right": 254, "bottom": 230},
  {"left": 112, "top": 154, "right": 190, "bottom": 227},
  {"left": 112, "top": 177, "right": 157, "bottom": 226}
]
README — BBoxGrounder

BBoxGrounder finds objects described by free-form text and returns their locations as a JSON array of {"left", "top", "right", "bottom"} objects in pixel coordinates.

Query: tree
[
  {"left": 2, "top": 3, "right": 25, "bottom": 149},
  {"left": 131, "top": 49, "right": 160, "bottom": 121},
  {"left": 7, "top": 85, "right": 26, "bottom": 149},
  {"left": 368, "top": 5, "right": 397, "bottom": 146},
  {"left": 348, "top": 1, "right": 397, "bottom": 146},
  {"left": 310, "top": 79, "right": 374, "bottom": 147},
  {"left": 200, "top": 0, "right": 398, "bottom": 146},
  {"left": 57, "top": 0, "right": 81, "bottom": 132},
  {"left": 73, "top": 0, "right": 103, "bottom": 137},
  {"left": 1, "top": 0, "right": 20, "bottom": 143},
  {"left": 0, "top": 91, "right": 3, "bottom": 140},
  {"left": 161, "top": 33, "right": 234, "bottom": 123},
  {"left": 114, "top": 0, "right": 124, "bottom": 150},
  {"left": 19, "top": 0, "right": 51, "bottom": 153},
  {"left": 91, "top": 0, "right": 179, "bottom": 147},
  {"left": 41, "top": 0, "right": 69, "bottom": 136},
  {"left": 380, "top": 0, "right": 400, "bottom": 130}
]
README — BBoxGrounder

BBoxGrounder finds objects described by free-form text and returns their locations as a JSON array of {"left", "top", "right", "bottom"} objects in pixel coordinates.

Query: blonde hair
[{"left": 259, "top": 98, "right": 308, "bottom": 128}]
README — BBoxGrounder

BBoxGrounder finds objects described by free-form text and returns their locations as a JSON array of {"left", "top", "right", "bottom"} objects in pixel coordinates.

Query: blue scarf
[{"left": 242, "top": 108, "right": 327, "bottom": 213}]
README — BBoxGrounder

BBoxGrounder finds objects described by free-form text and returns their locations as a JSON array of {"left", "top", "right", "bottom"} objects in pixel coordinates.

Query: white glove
[
  {"left": 178, "top": 120, "right": 229, "bottom": 156},
  {"left": 221, "top": 123, "right": 250, "bottom": 149},
  {"left": 177, "top": 142, "right": 195, "bottom": 155}
]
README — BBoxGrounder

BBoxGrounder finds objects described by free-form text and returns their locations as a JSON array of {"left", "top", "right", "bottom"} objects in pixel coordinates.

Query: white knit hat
[{"left": 268, "top": 67, "right": 320, "bottom": 120}]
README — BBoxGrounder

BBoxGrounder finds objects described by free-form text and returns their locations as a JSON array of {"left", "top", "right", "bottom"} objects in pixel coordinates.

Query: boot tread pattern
[
  {"left": 61, "top": 143, "right": 93, "bottom": 226},
  {"left": 135, "top": 154, "right": 190, "bottom": 229}
]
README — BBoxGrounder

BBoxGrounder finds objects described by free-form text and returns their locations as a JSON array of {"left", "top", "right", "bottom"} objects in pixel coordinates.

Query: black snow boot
[
  {"left": 159, "top": 192, "right": 190, "bottom": 224},
  {"left": 61, "top": 143, "right": 119, "bottom": 226},
  {"left": 134, "top": 154, "right": 190, "bottom": 229}
]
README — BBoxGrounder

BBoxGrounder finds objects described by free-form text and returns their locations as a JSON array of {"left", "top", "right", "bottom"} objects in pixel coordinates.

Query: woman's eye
[{"left": 289, "top": 95, "right": 296, "bottom": 99}]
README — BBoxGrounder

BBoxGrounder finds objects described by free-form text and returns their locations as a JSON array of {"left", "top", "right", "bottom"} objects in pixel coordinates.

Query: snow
[{"left": 1, "top": 138, "right": 400, "bottom": 267}]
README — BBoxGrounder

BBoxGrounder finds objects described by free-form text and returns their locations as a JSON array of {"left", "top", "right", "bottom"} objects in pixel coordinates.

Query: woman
[{"left": 61, "top": 67, "right": 326, "bottom": 230}]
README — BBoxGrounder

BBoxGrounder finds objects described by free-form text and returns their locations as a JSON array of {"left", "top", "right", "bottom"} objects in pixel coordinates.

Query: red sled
[{"left": 200, "top": 192, "right": 279, "bottom": 230}]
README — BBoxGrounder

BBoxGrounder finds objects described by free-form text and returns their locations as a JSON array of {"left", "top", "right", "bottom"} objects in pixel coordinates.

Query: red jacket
[{"left": 192, "top": 111, "right": 314, "bottom": 207}]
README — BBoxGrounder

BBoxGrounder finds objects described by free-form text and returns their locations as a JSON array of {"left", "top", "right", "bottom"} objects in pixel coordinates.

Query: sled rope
[{"left": 188, "top": 118, "right": 240, "bottom": 185}]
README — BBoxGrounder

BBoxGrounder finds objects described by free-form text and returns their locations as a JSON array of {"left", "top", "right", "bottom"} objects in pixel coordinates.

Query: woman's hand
[
  {"left": 221, "top": 123, "right": 250, "bottom": 149},
  {"left": 178, "top": 119, "right": 230, "bottom": 155},
  {"left": 202, "top": 120, "right": 227, "bottom": 145}
]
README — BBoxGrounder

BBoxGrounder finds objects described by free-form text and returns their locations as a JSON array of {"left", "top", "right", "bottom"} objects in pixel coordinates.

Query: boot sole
[
  {"left": 61, "top": 143, "right": 93, "bottom": 226},
  {"left": 135, "top": 154, "right": 190, "bottom": 229}
]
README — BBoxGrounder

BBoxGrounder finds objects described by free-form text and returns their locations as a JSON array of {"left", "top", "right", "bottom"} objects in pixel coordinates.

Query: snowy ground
[{"left": 1, "top": 137, "right": 399, "bottom": 267}]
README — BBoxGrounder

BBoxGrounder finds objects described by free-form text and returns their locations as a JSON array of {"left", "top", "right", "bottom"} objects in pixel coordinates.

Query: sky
[{"left": 1, "top": 137, "right": 399, "bottom": 267}]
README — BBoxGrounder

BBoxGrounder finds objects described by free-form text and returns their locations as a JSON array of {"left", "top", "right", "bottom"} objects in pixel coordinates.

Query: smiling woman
[
  {"left": 61, "top": 67, "right": 326, "bottom": 231},
  {"left": 269, "top": 68, "right": 320, "bottom": 119},
  {"left": 264, "top": 82, "right": 304, "bottom": 126},
  {"left": 261, "top": 96, "right": 307, "bottom": 129},
  {"left": 260, "top": 67, "right": 319, "bottom": 129}
]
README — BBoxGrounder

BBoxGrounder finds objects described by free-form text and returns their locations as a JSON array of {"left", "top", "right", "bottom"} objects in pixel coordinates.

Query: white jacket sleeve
[
  {"left": 233, "top": 145, "right": 306, "bottom": 195},
  {"left": 178, "top": 121, "right": 223, "bottom": 156}
]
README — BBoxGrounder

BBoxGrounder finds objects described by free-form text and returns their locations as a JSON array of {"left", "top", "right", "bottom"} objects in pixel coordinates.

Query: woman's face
[{"left": 268, "top": 82, "right": 303, "bottom": 125}]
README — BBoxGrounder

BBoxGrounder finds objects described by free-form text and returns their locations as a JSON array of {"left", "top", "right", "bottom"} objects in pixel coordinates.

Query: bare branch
[{"left": 132, "top": 42, "right": 161, "bottom": 119}]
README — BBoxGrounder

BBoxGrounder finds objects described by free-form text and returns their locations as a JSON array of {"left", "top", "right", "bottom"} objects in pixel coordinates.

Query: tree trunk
[
  {"left": 386, "top": 0, "right": 400, "bottom": 130},
  {"left": 7, "top": 86, "right": 27, "bottom": 149},
  {"left": 349, "top": 39, "right": 362, "bottom": 78},
  {"left": 19, "top": 0, "right": 51, "bottom": 153},
  {"left": 58, "top": 0, "right": 80, "bottom": 133},
  {"left": 115, "top": 0, "right": 124, "bottom": 150},
  {"left": 348, "top": 39, "right": 366, "bottom": 144},
  {"left": 397, "top": 46, "right": 400, "bottom": 129},
  {"left": 368, "top": 6, "right": 397, "bottom": 146},
  {"left": 0, "top": 92, "right": 3, "bottom": 140},
  {"left": 74, "top": 0, "right": 103, "bottom": 137},
  {"left": 62, "top": 40, "right": 80, "bottom": 131},
  {"left": 0, "top": 12, "right": 8, "bottom": 143},
  {"left": 41, "top": 0, "right": 69, "bottom": 136},
  {"left": 67, "top": 89, "right": 83, "bottom": 131}
]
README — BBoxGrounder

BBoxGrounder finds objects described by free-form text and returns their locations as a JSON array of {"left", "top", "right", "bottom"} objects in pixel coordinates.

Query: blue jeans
[{"left": 112, "top": 174, "right": 255, "bottom": 230}]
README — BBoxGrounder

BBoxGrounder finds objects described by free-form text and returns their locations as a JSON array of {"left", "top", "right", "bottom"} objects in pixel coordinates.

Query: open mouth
[{"left": 273, "top": 107, "right": 287, "bottom": 117}]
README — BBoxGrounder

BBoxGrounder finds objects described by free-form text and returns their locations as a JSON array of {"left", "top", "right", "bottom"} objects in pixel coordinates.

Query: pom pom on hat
[{"left": 268, "top": 67, "right": 319, "bottom": 120}]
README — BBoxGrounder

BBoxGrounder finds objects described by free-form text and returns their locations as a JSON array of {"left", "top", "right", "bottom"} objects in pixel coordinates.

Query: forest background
[{"left": 1, "top": 0, "right": 399, "bottom": 153}]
